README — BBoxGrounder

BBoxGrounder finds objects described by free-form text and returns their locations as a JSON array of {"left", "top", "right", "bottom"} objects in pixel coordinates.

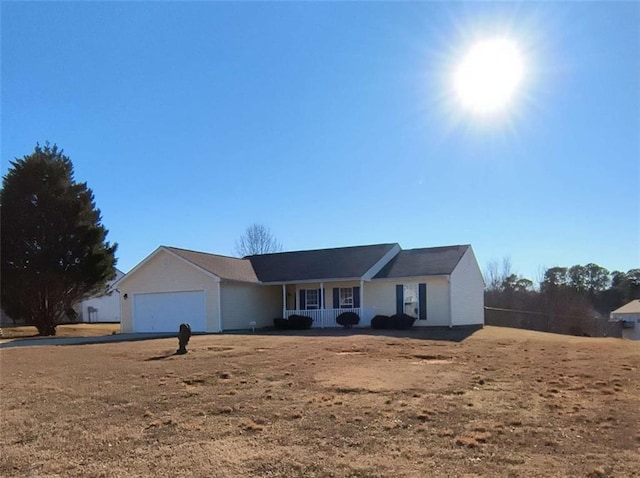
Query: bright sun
[{"left": 454, "top": 38, "right": 525, "bottom": 116}]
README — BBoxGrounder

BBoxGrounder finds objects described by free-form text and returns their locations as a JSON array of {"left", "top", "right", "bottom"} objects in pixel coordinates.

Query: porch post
[
  {"left": 360, "top": 280, "right": 364, "bottom": 318},
  {"left": 320, "top": 282, "right": 324, "bottom": 328},
  {"left": 282, "top": 284, "right": 286, "bottom": 318}
]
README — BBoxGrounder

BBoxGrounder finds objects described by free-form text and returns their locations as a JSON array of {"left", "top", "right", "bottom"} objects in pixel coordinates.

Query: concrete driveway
[{"left": 0, "top": 333, "right": 176, "bottom": 349}]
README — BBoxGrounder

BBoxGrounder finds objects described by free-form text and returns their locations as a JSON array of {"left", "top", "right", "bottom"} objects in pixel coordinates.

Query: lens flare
[{"left": 454, "top": 38, "right": 525, "bottom": 115}]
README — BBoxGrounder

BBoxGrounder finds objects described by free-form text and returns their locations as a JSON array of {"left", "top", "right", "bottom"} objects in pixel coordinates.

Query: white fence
[{"left": 284, "top": 308, "right": 375, "bottom": 328}]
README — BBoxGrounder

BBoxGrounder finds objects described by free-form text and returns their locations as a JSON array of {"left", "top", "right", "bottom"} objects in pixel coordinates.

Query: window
[
  {"left": 305, "top": 289, "right": 319, "bottom": 309},
  {"left": 339, "top": 288, "right": 353, "bottom": 308}
]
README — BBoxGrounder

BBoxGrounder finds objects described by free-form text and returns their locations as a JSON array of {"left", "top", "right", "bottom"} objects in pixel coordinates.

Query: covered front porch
[
  {"left": 280, "top": 281, "right": 374, "bottom": 328},
  {"left": 283, "top": 307, "right": 375, "bottom": 328}
]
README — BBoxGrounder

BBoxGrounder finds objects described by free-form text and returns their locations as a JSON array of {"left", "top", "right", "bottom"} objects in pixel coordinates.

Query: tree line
[{"left": 485, "top": 257, "right": 639, "bottom": 335}]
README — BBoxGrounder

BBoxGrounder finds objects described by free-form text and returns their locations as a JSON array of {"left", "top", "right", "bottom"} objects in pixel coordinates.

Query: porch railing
[{"left": 283, "top": 308, "right": 374, "bottom": 328}]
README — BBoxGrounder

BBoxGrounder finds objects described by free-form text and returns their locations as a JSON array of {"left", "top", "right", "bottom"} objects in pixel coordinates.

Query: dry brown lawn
[
  {"left": 1, "top": 323, "right": 120, "bottom": 340},
  {"left": 1, "top": 326, "right": 638, "bottom": 477}
]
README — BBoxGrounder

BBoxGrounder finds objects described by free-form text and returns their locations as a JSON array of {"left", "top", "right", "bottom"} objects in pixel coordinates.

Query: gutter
[{"left": 260, "top": 277, "right": 364, "bottom": 285}]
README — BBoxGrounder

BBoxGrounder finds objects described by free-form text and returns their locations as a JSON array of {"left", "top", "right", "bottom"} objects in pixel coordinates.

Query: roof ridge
[
  {"left": 402, "top": 244, "right": 470, "bottom": 252},
  {"left": 246, "top": 242, "right": 399, "bottom": 258}
]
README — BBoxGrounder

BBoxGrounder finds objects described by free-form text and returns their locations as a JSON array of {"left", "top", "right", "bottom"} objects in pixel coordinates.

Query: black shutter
[
  {"left": 418, "top": 283, "right": 427, "bottom": 320},
  {"left": 299, "top": 290, "right": 306, "bottom": 310},
  {"left": 396, "top": 285, "right": 403, "bottom": 314},
  {"left": 333, "top": 288, "right": 339, "bottom": 308},
  {"left": 353, "top": 286, "right": 360, "bottom": 308}
]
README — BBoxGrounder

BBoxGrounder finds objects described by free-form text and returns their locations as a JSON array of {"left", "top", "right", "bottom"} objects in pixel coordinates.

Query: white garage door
[{"left": 133, "top": 291, "right": 206, "bottom": 333}]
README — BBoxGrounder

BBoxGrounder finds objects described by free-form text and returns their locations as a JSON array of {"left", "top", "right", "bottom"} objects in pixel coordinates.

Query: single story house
[
  {"left": 610, "top": 300, "right": 640, "bottom": 340},
  {"left": 114, "top": 243, "right": 485, "bottom": 333}
]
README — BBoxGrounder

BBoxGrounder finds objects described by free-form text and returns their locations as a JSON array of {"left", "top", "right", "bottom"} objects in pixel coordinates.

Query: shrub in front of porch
[
  {"left": 287, "top": 315, "right": 313, "bottom": 330},
  {"left": 371, "top": 315, "right": 391, "bottom": 329},
  {"left": 336, "top": 311, "right": 360, "bottom": 329},
  {"left": 371, "top": 314, "right": 416, "bottom": 330},
  {"left": 391, "top": 313, "right": 416, "bottom": 330}
]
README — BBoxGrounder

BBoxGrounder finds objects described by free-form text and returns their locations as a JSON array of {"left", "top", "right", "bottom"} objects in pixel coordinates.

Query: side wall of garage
[
  {"left": 119, "top": 250, "right": 220, "bottom": 333},
  {"left": 220, "top": 281, "right": 281, "bottom": 330}
]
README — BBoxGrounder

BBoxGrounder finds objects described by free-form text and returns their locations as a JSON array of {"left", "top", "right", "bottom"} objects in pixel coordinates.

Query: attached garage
[
  {"left": 116, "top": 246, "right": 281, "bottom": 334},
  {"left": 132, "top": 291, "right": 206, "bottom": 332}
]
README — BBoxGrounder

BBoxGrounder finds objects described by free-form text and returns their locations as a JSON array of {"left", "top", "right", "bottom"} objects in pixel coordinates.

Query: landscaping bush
[
  {"left": 287, "top": 314, "right": 313, "bottom": 330},
  {"left": 390, "top": 313, "right": 416, "bottom": 330},
  {"left": 336, "top": 311, "right": 360, "bottom": 329},
  {"left": 371, "top": 315, "right": 391, "bottom": 330},
  {"left": 371, "top": 314, "right": 416, "bottom": 330},
  {"left": 273, "top": 318, "right": 289, "bottom": 330}
]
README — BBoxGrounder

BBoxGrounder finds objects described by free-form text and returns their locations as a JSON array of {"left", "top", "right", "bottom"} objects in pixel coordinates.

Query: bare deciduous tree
[
  {"left": 235, "top": 223, "right": 283, "bottom": 257},
  {"left": 485, "top": 256, "right": 513, "bottom": 291}
]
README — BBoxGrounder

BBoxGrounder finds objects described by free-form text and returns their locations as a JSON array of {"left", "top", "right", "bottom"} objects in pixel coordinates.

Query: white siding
[
  {"left": 119, "top": 250, "right": 221, "bottom": 333},
  {"left": 363, "top": 281, "right": 396, "bottom": 317},
  {"left": 449, "top": 247, "right": 485, "bottom": 326},
  {"left": 611, "top": 313, "right": 640, "bottom": 340},
  {"left": 425, "top": 279, "right": 451, "bottom": 326},
  {"left": 365, "top": 277, "right": 451, "bottom": 326},
  {"left": 220, "top": 282, "right": 281, "bottom": 330},
  {"left": 80, "top": 291, "right": 121, "bottom": 323}
]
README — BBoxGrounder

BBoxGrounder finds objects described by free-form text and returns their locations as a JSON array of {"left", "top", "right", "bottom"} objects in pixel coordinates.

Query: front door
[{"left": 403, "top": 284, "right": 419, "bottom": 317}]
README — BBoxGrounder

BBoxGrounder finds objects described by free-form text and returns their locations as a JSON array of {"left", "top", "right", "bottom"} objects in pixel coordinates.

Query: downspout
[{"left": 448, "top": 275, "right": 453, "bottom": 328}]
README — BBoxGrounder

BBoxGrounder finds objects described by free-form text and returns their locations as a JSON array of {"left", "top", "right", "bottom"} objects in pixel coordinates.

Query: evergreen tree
[{"left": 1, "top": 143, "right": 117, "bottom": 335}]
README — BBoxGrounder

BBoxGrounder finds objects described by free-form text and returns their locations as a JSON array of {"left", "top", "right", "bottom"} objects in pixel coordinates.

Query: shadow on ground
[
  {"left": 144, "top": 351, "right": 179, "bottom": 361},
  {"left": 250, "top": 325, "right": 483, "bottom": 343}
]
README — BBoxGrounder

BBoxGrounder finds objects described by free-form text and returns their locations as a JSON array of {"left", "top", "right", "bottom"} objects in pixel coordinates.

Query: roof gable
[
  {"left": 165, "top": 247, "right": 259, "bottom": 283},
  {"left": 373, "top": 245, "right": 470, "bottom": 279},
  {"left": 248, "top": 243, "right": 398, "bottom": 283}
]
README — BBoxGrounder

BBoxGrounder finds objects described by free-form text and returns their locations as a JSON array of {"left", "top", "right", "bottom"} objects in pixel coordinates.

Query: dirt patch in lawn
[
  {"left": 1, "top": 326, "right": 638, "bottom": 477},
  {"left": 0, "top": 323, "right": 120, "bottom": 340}
]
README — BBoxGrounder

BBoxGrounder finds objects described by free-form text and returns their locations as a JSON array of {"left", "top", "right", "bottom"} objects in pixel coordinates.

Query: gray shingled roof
[
  {"left": 373, "top": 245, "right": 469, "bottom": 278},
  {"left": 248, "top": 243, "right": 398, "bottom": 283},
  {"left": 165, "top": 247, "right": 259, "bottom": 283},
  {"left": 162, "top": 243, "right": 469, "bottom": 284}
]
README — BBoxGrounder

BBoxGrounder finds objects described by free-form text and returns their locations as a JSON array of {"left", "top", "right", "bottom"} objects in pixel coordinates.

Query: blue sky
[{"left": 2, "top": 1, "right": 639, "bottom": 281}]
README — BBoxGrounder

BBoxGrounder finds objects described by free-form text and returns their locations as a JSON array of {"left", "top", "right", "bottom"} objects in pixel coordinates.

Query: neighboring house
[
  {"left": 0, "top": 308, "right": 24, "bottom": 326},
  {"left": 77, "top": 269, "right": 125, "bottom": 323},
  {"left": 1, "top": 269, "right": 125, "bottom": 326},
  {"left": 115, "top": 243, "right": 484, "bottom": 333},
  {"left": 610, "top": 300, "right": 640, "bottom": 340}
]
